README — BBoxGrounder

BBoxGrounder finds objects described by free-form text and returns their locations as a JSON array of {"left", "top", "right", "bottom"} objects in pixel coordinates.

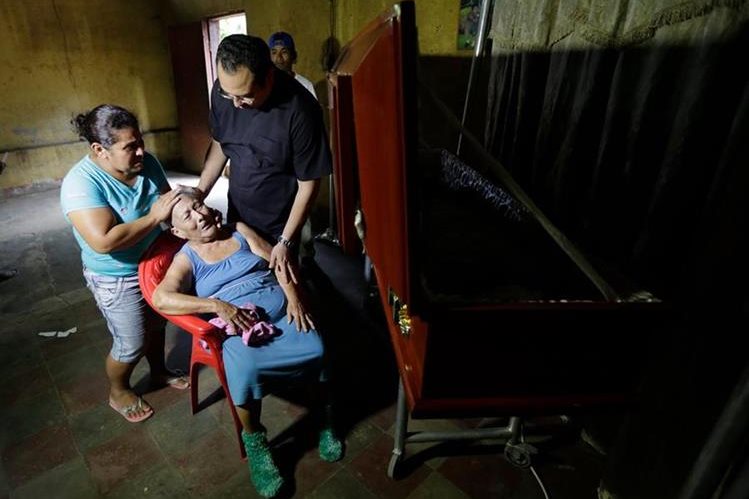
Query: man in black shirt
[{"left": 197, "top": 34, "right": 331, "bottom": 281}]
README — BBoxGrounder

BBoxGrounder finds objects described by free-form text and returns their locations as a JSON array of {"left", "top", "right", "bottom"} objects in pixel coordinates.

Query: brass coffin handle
[{"left": 388, "top": 288, "right": 411, "bottom": 337}]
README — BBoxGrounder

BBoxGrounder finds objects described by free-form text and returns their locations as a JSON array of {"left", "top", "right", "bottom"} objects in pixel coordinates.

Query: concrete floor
[{"left": 0, "top": 174, "right": 606, "bottom": 498}]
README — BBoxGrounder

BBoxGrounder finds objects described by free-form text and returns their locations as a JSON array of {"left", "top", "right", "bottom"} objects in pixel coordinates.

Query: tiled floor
[{"left": 0, "top": 179, "right": 606, "bottom": 498}]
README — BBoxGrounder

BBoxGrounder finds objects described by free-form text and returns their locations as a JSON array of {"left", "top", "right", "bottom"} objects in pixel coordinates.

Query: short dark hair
[
  {"left": 216, "top": 34, "right": 272, "bottom": 85},
  {"left": 72, "top": 104, "right": 139, "bottom": 148},
  {"left": 268, "top": 32, "right": 298, "bottom": 62}
]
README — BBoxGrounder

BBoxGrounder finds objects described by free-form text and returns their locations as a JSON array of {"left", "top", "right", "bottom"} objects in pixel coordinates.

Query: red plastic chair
[{"left": 139, "top": 232, "right": 246, "bottom": 459}]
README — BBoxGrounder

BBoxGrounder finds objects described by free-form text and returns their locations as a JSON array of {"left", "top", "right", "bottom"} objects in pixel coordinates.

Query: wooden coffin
[{"left": 328, "top": 1, "right": 662, "bottom": 418}]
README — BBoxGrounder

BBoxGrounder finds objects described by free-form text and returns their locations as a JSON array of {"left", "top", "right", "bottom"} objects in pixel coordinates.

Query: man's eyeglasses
[{"left": 217, "top": 87, "right": 254, "bottom": 104}]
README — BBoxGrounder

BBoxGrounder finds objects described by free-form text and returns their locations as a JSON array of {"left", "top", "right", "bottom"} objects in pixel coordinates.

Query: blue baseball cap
[{"left": 268, "top": 32, "right": 295, "bottom": 52}]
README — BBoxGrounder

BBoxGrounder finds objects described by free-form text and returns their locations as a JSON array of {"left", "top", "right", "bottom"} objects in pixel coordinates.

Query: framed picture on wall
[{"left": 457, "top": 0, "right": 481, "bottom": 50}]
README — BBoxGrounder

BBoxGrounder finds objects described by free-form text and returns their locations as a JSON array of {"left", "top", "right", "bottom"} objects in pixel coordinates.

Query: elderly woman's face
[{"left": 171, "top": 198, "right": 221, "bottom": 240}]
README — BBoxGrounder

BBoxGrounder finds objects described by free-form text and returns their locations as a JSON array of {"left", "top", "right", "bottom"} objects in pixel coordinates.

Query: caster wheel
[
  {"left": 504, "top": 442, "right": 536, "bottom": 469},
  {"left": 387, "top": 452, "right": 402, "bottom": 479}
]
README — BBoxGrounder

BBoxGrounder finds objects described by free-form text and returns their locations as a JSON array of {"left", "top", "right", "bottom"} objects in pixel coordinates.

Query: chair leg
[
  {"left": 234, "top": 416, "right": 247, "bottom": 460},
  {"left": 190, "top": 363, "right": 200, "bottom": 415},
  {"left": 214, "top": 359, "right": 247, "bottom": 459},
  {"left": 226, "top": 399, "right": 247, "bottom": 459}
]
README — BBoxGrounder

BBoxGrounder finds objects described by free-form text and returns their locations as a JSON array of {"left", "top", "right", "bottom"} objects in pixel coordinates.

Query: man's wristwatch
[{"left": 277, "top": 235, "right": 295, "bottom": 248}]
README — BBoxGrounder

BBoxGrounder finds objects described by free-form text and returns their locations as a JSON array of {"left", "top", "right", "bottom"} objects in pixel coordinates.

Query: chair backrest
[{"left": 139, "top": 232, "right": 218, "bottom": 336}]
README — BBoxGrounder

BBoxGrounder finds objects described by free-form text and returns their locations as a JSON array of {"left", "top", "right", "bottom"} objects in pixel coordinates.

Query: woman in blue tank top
[{"left": 152, "top": 196, "right": 342, "bottom": 497}]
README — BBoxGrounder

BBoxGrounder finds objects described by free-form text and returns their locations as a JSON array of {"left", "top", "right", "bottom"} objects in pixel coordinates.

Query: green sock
[
  {"left": 242, "top": 430, "right": 283, "bottom": 497},
  {"left": 318, "top": 427, "right": 344, "bottom": 462}
]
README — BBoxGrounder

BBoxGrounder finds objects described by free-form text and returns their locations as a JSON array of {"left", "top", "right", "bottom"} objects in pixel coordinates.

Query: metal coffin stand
[{"left": 328, "top": 1, "right": 663, "bottom": 478}]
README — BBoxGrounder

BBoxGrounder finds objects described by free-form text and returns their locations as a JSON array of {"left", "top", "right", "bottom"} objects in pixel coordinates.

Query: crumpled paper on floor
[{"left": 37, "top": 326, "right": 77, "bottom": 338}]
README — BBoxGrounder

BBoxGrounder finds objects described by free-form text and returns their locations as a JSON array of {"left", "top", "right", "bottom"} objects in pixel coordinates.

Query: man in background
[{"left": 268, "top": 31, "right": 317, "bottom": 100}]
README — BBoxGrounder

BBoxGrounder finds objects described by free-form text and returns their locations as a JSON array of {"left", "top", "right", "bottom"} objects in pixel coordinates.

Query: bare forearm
[
  {"left": 152, "top": 289, "right": 223, "bottom": 316},
  {"left": 248, "top": 238, "right": 273, "bottom": 261},
  {"left": 90, "top": 214, "right": 160, "bottom": 253},
  {"left": 280, "top": 179, "right": 319, "bottom": 240},
  {"left": 276, "top": 267, "right": 315, "bottom": 331},
  {"left": 70, "top": 190, "right": 179, "bottom": 254},
  {"left": 237, "top": 223, "right": 273, "bottom": 260},
  {"left": 198, "top": 140, "right": 228, "bottom": 195},
  {"left": 276, "top": 270, "right": 301, "bottom": 302}
]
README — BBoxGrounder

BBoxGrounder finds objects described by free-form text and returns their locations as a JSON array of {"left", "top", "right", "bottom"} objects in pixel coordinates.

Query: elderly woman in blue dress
[{"left": 152, "top": 195, "right": 342, "bottom": 497}]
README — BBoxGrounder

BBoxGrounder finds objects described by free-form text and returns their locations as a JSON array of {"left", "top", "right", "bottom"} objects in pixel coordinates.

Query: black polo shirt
[{"left": 209, "top": 69, "right": 332, "bottom": 241}]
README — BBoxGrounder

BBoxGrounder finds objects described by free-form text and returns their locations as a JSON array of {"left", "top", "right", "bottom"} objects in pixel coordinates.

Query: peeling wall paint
[
  {"left": 0, "top": 0, "right": 179, "bottom": 190},
  {"left": 0, "top": 0, "right": 466, "bottom": 191},
  {"left": 336, "top": 0, "right": 466, "bottom": 56},
  {"left": 159, "top": 0, "right": 332, "bottom": 94},
  {"left": 160, "top": 0, "right": 467, "bottom": 101}
]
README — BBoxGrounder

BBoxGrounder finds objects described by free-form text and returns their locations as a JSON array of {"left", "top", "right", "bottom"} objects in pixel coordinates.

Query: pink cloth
[{"left": 208, "top": 302, "right": 280, "bottom": 346}]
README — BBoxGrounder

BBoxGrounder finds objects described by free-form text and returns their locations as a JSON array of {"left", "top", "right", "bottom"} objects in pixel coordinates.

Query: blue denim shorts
[{"left": 83, "top": 268, "right": 166, "bottom": 363}]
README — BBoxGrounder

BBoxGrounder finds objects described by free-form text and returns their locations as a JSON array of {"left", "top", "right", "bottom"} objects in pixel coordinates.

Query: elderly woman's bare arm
[
  {"left": 236, "top": 222, "right": 300, "bottom": 284},
  {"left": 152, "top": 253, "right": 257, "bottom": 332},
  {"left": 235, "top": 222, "right": 310, "bottom": 330},
  {"left": 274, "top": 265, "right": 316, "bottom": 332},
  {"left": 236, "top": 222, "right": 274, "bottom": 261}
]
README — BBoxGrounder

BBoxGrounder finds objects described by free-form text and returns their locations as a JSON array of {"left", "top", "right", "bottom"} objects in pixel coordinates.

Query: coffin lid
[{"left": 331, "top": 1, "right": 420, "bottom": 312}]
